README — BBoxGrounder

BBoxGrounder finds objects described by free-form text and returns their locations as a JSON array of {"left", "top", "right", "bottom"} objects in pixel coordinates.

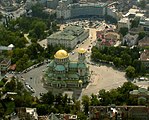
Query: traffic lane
[{"left": 22, "top": 64, "right": 48, "bottom": 97}]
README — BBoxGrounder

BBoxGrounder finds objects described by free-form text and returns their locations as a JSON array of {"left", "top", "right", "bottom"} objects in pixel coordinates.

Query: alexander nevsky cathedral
[{"left": 44, "top": 48, "right": 90, "bottom": 88}]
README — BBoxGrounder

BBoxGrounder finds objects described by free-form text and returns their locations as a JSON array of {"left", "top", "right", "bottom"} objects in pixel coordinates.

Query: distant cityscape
[{"left": 0, "top": 0, "right": 149, "bottom": 120}]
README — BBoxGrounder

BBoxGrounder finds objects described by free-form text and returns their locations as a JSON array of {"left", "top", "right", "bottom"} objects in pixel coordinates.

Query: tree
[
  {"left": 131, "top": 17, "right": 140, "bottom": 28},
  {"left": 105, "top": 15, "right": 117, "bottom": 24},
  {"left": 31, "top": 21, "right": 46, "bottom": 39},
  {"left": 51, "top": 21, "right": 59, "bottom": 32},
  {"left": 36, "top": 104, "right": 49, "bottom": 115},
  {"left": 119, "top": 27, "right": 128, "bottom": 36},
  {"left": 14, "top": 91, "right": 33, "bottom": 107},
  {"left": 90, "top": 94, "right": 100, "bottom": 106},
  {"left": 113, "top": 57, "right": 122, "bottom": 67},
  {"left": 121, "top": 52, "right": 132, "bottom": 66},
  {"left": 5, "top": 78, "right": 16, "bottom": 92},
  {"left": 73, "top": 100, "right": 81, "bottom": 113},
  {"left": 138, "top": 0, "right": 147, "bottom": 9},
  {"left": 31, "top": 3, "right": 43, "bottom": 17},
  {"left": 118, "top": 82, "right": 138, "bottom": 105},
  {"left": 18, "top": 17, "right": 31, "bottom": 32},
  {"left": 82, "top": 95, "right": 90, "bottom": 115},
  {"left": 11, "top": 48, "right": 25, "bottom": 64},
  {"left": 40, "top": 91, "right": 54, "bottom": 105},
  {"left": 0, "top": 103, "right": 5, "bottom": 118},
  {"left": 125, "top": 66, "right": 136, "bottom": 78},
  {"left": 0, "top": 12, "right": 3, "bottom": 20},
  {"left": 31, "top": 3, "right": 49, "bottom": 19},
  {"left": 16, "top": 54, "right": 29, "bottom": 71},
  {"left": 138, "top": 31, "right": 146, "bottom": 40},
  {"left": 77, "top": 112, "right": 87, "bottom": 120}
]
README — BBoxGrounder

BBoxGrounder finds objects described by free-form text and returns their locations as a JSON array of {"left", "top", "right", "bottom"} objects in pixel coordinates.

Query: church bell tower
[{"left": 78, "top": 48, "right": 86, "bottom": 63}]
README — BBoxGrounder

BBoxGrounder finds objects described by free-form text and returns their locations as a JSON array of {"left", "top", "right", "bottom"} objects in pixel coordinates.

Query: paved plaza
[{"left": 78, "top": 64, "right": 128, "bottom": 99}]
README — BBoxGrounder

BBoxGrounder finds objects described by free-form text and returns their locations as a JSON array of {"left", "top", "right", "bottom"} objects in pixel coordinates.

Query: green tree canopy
[
  {"left": 125, "top": 66, "right": 136, "bottom": 78},
  {"left": 0, "top": 12, "right": 3, "bottom": 19},
  {"left": 30, "top": 21, "right": 46, "bottom": 39},
  {"left": 119, "top": 27, "right": 128, "bottom": 36},
  {"left": 131, "top": 17, "right": 140, "bottom": 28},
  {"left": 138, "top": 31, "right": 146, "bottom": 40},
  {"left": 138, "top": 0, "right": 147, "bottom": 9},
  {"left": 82, "top": 95, "right": 90, "bottom": 115}
]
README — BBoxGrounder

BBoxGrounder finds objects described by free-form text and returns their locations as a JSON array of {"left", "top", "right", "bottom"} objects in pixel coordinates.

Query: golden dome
[
  {"left": 78, "top": 80, "right": 83, "bottom": 83},
  {"left": 78, "top": 48, "right": 86, "bottom": 53},
  {"left": 54, "top": 49, "right": 69, "bottom": 59}
]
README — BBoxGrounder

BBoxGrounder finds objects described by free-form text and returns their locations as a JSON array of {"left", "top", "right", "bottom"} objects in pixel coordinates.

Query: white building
[
  {"left": 56, "top": 2, "right": 108, "bottom": 19},
  {"left": 47, "top": 26, "right": 89, "bottom": 48},
  {"left": 56, "top": 0, "right": 71, "bottom": 19},
  {"left": 122, "top": 33, "right": 138, "bottom": 46},
  {"left": 124, "top": 8, "right": 140, "bottom": 18},
  {"left": 118, "top": 18, "right": 131, "bottom": 30},
  {"left": 107, "top": 7, "right": 122, "bottom": 21}
]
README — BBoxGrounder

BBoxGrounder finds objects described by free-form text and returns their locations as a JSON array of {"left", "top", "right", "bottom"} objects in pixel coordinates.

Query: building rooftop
[
  {"left": 69, "top": 2, "right": 107, "bottom": 8},
  {"left": 48, "top": 26, "right": 84, "bottom": 41},
  {"left": 130, "top": 88, "right": 149, "bottom": 95},
  {"left": 123, "top": 33, "right": 138, "bottom": 40},
  {"left": 140, "top": 50, "right": 149, "bottom": 61},
  {"left": 104, "top": 32, "right": 120, "bottom": 40},
  {"left": 54, "top": 49, "right": 69, "bottom": 59},
  {"left": 138, "top": 36, "right": 149, "bottom": 47},
  {"left": 124, "top": 8, "right": 140, "bottom": 17},
  {"left": 118, "top": 17, "right": 129, "bottom": 23},
  {"left": 136, "top": 13, "right": 144, "bottom": 18}
]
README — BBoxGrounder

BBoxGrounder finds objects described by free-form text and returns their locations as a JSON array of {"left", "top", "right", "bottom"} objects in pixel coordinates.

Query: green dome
[
  {"left": 78, "top": 63, "right": 86, "bottom": 68},
  {"left": 55, "top": 65, "right": 65, "bottom": 71}
]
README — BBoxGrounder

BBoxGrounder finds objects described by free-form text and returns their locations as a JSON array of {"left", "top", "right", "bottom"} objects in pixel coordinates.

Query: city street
[{"left": 20, "top": 64, "right": 48, "bottom": 98}]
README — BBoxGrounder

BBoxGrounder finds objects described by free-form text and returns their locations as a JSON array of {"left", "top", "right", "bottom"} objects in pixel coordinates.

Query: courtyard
[{"left": 79, "top": 64, "right": 128, "bottom": 99}]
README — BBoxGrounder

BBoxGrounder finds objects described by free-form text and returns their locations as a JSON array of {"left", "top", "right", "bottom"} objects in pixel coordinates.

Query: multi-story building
[
  {"left": 122, "top": 33, "right": 138, "bottom": 46},
  {"left": 17, "top": 107, "right": 38, "bottom": 120},
  {"left": 107, "top": 7, "right": 122, "bottom": 21},
  {"left": 47, "top": 25, "right": 89, "bottom": 49},
  {"left": 140, "top": 50, "right": 149, "bottom": 70},
  {"left": 138, "top": 36, "right": 149, "bottom": 47},
  {"left": 56, "top": 2, "right": 108, "bottom": 19},
  {"left": 118, "top": 18, "right": 131, "bottom": 30},
  {"left": 0, "top": 58, "right": 11, "bottom": 74}
]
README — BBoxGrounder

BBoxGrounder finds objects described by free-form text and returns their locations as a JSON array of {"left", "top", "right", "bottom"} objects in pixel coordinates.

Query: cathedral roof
[
  {"left": 55, "top": 65, "right": 65, "bottom": 71},
  {"left": 78, "top": 48, "right": 86, "bottom": 53},
  {"left": 49, "top": 113, "right": 60, "bottom": 120},
  {"left": 54, "top": 49, "right": 69, "bottom": 59},
  {"left": 69, "top": 62, "right": 78, "bottom": 68},
  {"left": 68, "top": 74, "right": 79, "bottom": 79},
  {"left": 47, "top": 60, "right": 54, "bottom": 67},
  {"left": 78, "top": 63, "right": 87, "bottom": 68}
]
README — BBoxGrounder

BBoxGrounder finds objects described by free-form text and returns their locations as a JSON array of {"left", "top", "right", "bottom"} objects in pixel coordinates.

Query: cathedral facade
[{"left": 44, "top": 48, "right": 90, "bottom": 88}]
